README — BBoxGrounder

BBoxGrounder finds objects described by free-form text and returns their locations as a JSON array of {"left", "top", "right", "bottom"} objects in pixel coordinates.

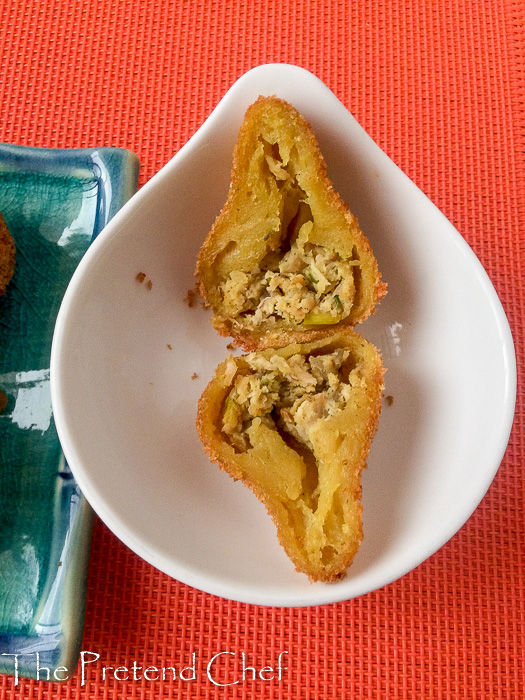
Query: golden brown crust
[
  {"left": 0, "top": 213, "right": 15, "bottom": 296},
  {"left": 196, "top": 330, "right": 384, "bottom": 582},
  {"left": 195, "top": 96, "right": 386, "bottom": 351}
]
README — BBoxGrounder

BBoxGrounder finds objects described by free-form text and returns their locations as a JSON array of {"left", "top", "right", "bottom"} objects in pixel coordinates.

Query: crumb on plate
[
  {"left": 185, "top": 288, "right": 196, "bottom": 307},
  {"left": 136, "top": 271, "right": 152, "bottom": 289}
]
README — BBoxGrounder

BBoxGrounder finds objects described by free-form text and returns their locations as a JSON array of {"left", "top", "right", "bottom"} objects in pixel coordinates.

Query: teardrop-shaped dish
[{"left": 51, "top": 64, "right": 516, "bottom": 607}]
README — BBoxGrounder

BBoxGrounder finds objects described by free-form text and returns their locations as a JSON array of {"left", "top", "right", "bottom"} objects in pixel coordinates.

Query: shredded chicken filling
[
  {"left": 221, "top": 348, "right": 354, "bottom": 453},
  {"left": 222, "top": 242, "right": 358, "bottom": 328}
]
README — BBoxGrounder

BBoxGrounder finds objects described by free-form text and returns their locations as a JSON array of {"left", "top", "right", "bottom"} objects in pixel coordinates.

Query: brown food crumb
[
  {"left": 0, "top": 391, "right": 7, "bottom": 413},
  {"left": 226, "top": 343, "right": 235, "bottom": 350},
  {"left": 191, "top": 373, "right": 198, "bottom": 380},
  {"left": 167, "top": 344, "right": 172, "bottom": 350},
  {"left": 185, "top": 288, "right": 196, "bottom": 307},
  {"left": 136, "top": 271, "right": 153, "bottom": 289},
  {"left": 385, "top": 395, "right": 394, "bottom": 406}
]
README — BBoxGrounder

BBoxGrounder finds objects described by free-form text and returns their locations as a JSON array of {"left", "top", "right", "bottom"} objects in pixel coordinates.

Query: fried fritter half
[
  {"left": 0, "top": 213, "right": 15, "bottom": 296},
  {"left": 195, "top": 96, "right": 386, "bottom": 350},
  {"left": 196, "top": 330, "right": 384, "bottom": 582}
]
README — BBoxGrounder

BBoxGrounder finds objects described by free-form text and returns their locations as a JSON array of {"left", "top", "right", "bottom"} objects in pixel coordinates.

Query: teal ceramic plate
[{"left": 0, "top": 144, "right": 139, "bottom": 681}]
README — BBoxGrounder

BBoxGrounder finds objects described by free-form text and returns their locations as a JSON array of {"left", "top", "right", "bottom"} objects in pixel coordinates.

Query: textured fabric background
[{"left": 1, "top": 1, "right": 523, "bottom": 697}]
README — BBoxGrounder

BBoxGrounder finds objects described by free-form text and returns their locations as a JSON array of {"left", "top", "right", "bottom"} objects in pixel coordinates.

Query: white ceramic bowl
[{"left": 50, "top": 64, "right": 516, "bottom": 607}]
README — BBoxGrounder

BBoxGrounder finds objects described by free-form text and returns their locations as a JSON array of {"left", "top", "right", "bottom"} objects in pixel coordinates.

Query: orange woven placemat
[{"left": 1, "top": 1, "right": 523, "bottom": 698}]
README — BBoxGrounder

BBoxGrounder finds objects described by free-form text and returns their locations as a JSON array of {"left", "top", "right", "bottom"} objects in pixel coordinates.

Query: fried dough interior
[
  {"left": 219, "top": 163, "right": 360, "bottom": 330},
  {"left": 197, "top": 333, "right": 384, "bottom": 581},
  {"left": 196, "top": 97, "right": 385, "bottom": 348}
]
